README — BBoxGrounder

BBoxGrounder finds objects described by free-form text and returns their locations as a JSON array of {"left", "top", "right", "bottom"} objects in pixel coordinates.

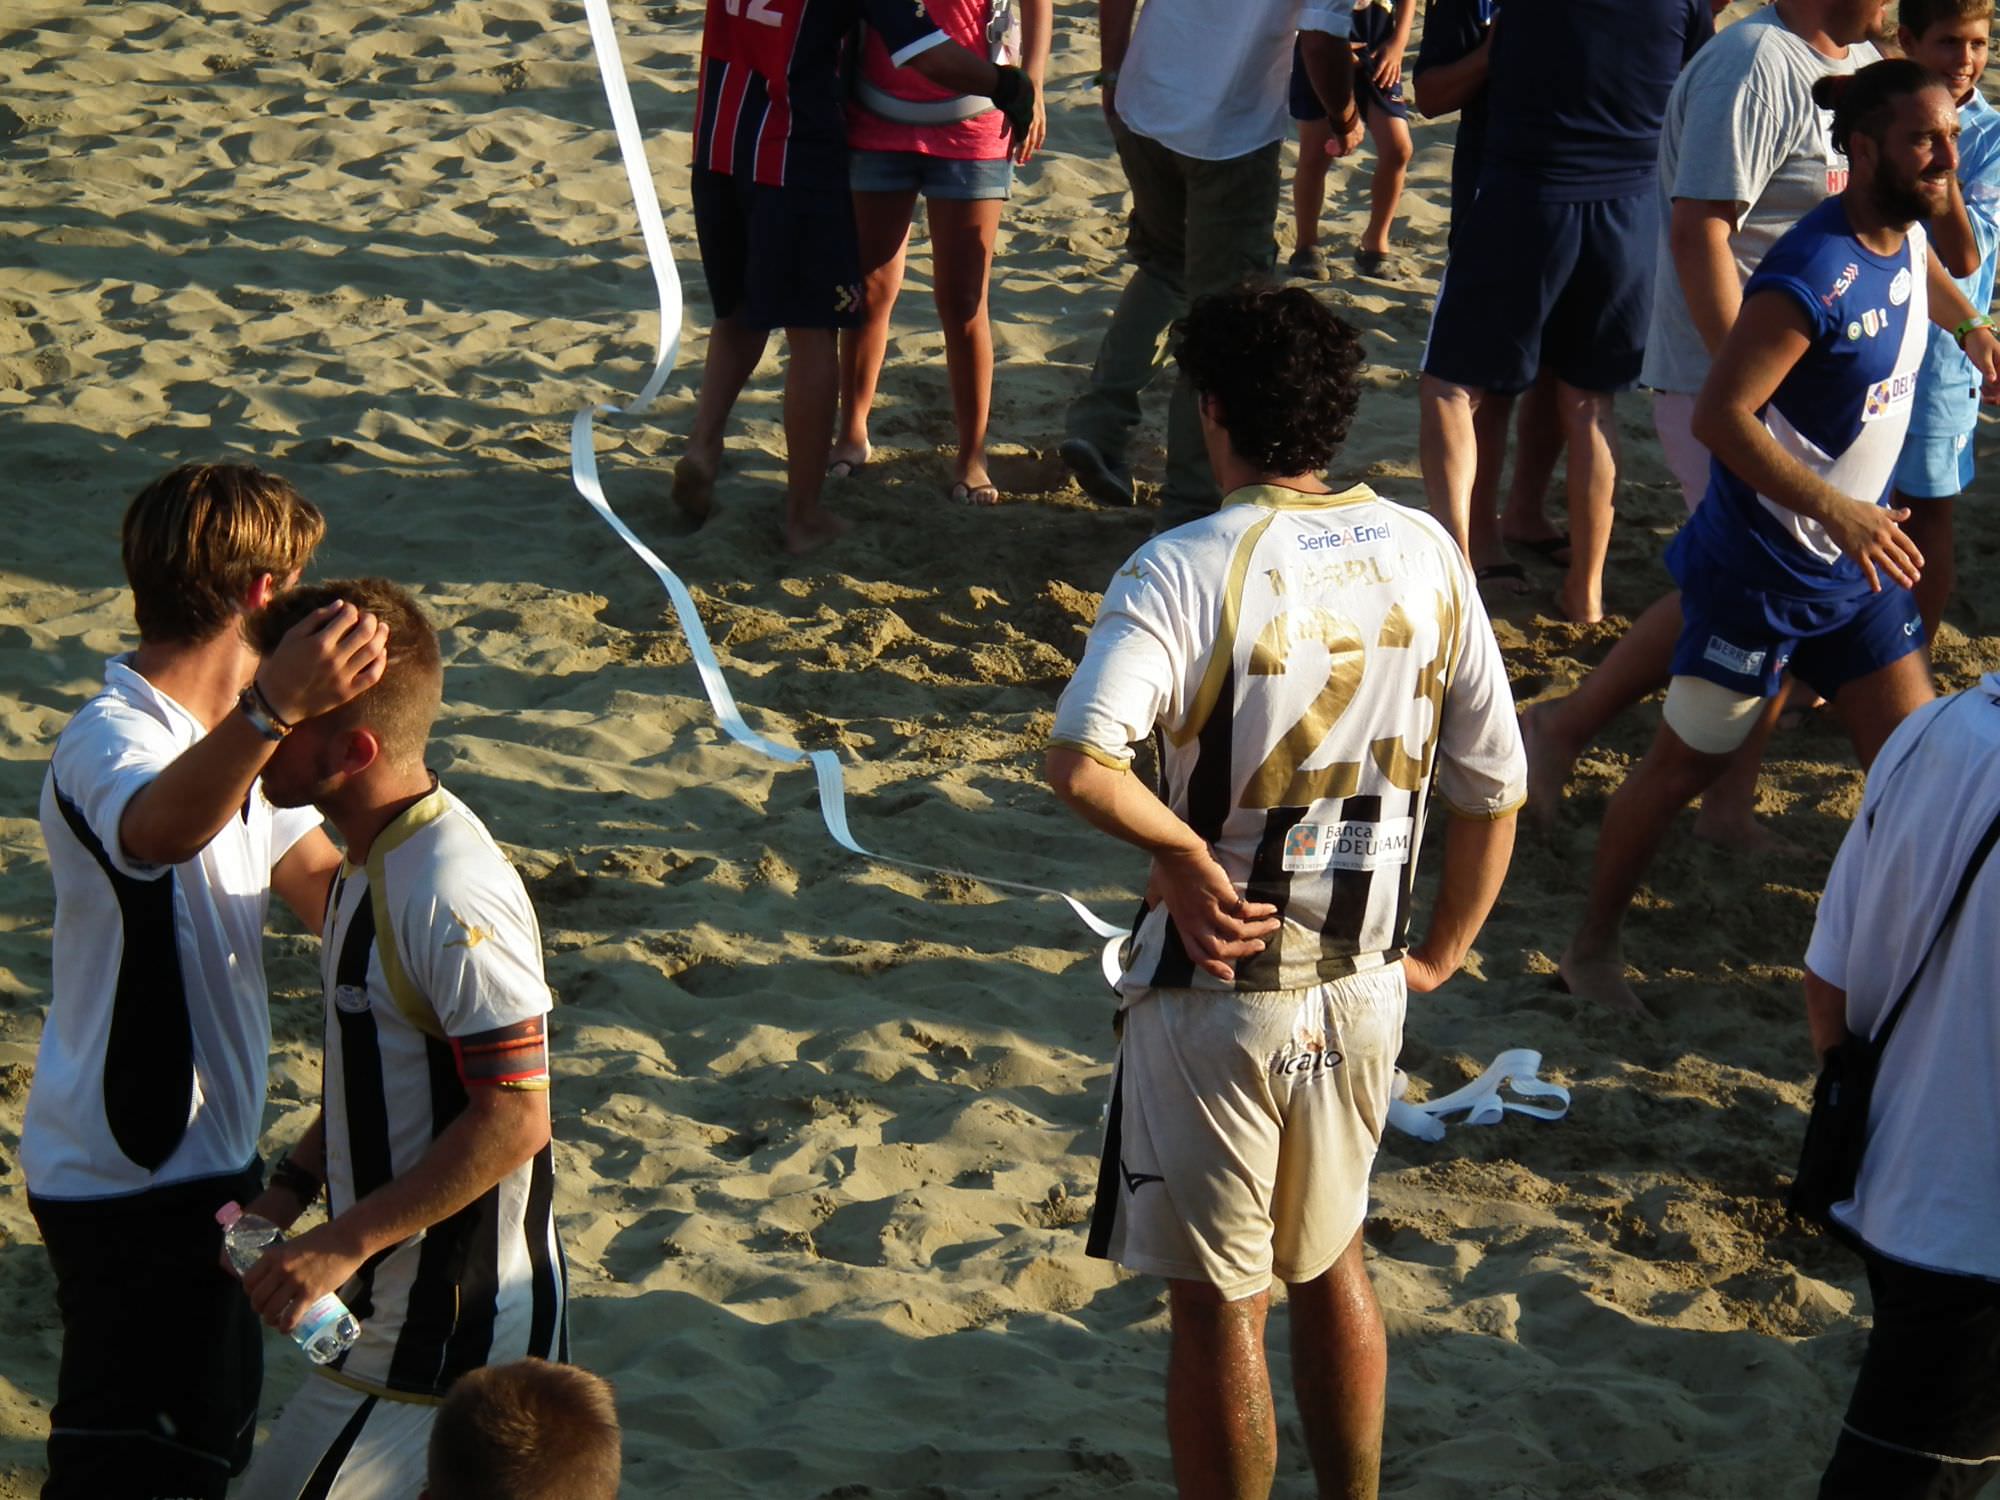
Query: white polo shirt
[
  {"left": 1116, "top": 0, "right": 1353, "bottom": 161},
  {"left": 1805, "top": 677, "right": 2000, "bottom": 1280},
  {"left": 25, "top": 657, "right": 321, "bottom": 1201}
]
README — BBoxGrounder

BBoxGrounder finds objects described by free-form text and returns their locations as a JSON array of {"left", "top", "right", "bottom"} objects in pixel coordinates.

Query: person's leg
[
  {"left": 1420, "top": 376, "right": 1511, "bottom": 575},
  {"left": 1499, "top": 369, "right": 1565, "bottom": 549},
  {"left": 1469, "top": 391, "right": 1518, "bottom": 563},
  {"left": 1167, "top": 1280, "right": 1279, "bottom": 1500},
  {"left": 1293, "top": 117, "right": 1333, "bottom": 257},
  {"left": 1519, "top": 591, "right": 1681, "bottom": 822},
  {"left": 780, "top": 326, "right": 845, "bottom": 554},
  {"left": 833, "top": 185, "right": 920, "bottom": 474},
  {"left": 1287, "top": 1230, "right": 1386, "bottom": 1500},
  {"left": 1552, "top": 380, "right": 1617, "bottom": 625},
  {"left": 1899, "top": 492, "right": 1957, "bottom": 646},
  {"left": 1161, "top": 140, "right": 1283, "bottom": 528},
  {"left": 1834, "top": 649, "right": 1937, "bottom": 770},
  {"left": 1064, "top": 122, "right": 1189, "bottom": 489},
  {"left": 1560, "top": 708, "right": 1743, "bottom": 1016},
  {"left": 928, "top": 194, "right": 1005, "bottom": 495},
  {"left": 676, "top": 315, "right": 770, "bottom": 520},
  {"left": 1358, "top": 111, "right": 1413, "bottom": 258}
]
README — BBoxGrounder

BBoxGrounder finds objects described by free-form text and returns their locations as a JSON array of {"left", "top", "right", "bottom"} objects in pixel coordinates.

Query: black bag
[{"left": 1788, "top": 798, "right": 2000, "bottom": 1230}]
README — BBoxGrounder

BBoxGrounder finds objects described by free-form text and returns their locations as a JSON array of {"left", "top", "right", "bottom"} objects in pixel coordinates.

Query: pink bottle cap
[{"left": 215, "top": 1202, "right": 243, "bottom": 1229}]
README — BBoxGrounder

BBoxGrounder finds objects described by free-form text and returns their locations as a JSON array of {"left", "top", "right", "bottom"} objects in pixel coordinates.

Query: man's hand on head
[
  {"left": 256, "top": 600, "right": 388, "bottom": 725},
  {"left": 1145, "top": 845, "right": 1280, "bottom": 982}
]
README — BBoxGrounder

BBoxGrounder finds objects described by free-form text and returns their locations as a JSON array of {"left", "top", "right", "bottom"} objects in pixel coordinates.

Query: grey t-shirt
[{"left": 1641, "top": 8, "right": 1879, "bottom": 393}]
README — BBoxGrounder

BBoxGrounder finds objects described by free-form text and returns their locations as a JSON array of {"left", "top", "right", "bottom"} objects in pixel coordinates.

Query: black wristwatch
[{"left": 270, "top": 1155, "right": 323, "bottom": 1204}]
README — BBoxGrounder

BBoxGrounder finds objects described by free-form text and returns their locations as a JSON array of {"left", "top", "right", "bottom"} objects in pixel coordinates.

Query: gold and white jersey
[{"left": 1052, "top": 484, "right": 1526, "bottom": 995}]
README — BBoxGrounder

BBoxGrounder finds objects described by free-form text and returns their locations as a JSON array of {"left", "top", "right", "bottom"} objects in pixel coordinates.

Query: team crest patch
[{"left": 1890, "top": 267, "right": 1912, "bottom": 306}]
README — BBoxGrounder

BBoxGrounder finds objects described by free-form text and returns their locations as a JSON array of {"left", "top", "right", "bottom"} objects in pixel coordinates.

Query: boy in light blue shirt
[{"left": 1892, "top": 0, "right": 2000, "bottom": 641}]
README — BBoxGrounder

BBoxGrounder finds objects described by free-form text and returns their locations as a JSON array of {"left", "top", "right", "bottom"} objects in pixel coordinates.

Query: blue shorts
[
  {"left": 1289, "top": 12, "right": 1408, "bottom": 123},
  {"left": 691, "top": 168, "right": 862, "bottom": 331},
  {"left": 1891, "top": 429, "right": 1975, "bottom": 500},
  {"left": 1423, "top": 189, "right": 1655, "bottom": 395},
  {"left": 1665, "top": 528, "right": 1926, "bottom": 701},
  {"left": 849, "top": 150, "right": 1013, "bottom": 200}
]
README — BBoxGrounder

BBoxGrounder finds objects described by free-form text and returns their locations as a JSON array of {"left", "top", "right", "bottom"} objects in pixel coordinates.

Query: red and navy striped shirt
[{"left": 695, "top": 0, "right": 947, "bottom": 187}]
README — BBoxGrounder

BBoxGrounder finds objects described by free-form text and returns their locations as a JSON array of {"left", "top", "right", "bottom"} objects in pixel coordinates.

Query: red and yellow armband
[{"left": 450, "top": 1016, "right": 551, "bottom": 1090}]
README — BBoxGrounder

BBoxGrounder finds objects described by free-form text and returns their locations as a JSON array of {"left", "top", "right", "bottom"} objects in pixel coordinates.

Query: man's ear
[
  {"left": 340, "top": 727, "right": 384, "bottom": 780},
  {"left": 245, "top": 571, "right": 281, "bottom": 614}
]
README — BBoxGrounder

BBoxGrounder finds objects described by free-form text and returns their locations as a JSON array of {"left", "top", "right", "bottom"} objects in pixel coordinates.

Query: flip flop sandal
[{"left": 950, "top": 480, "right": 1002, "bottom": 506}]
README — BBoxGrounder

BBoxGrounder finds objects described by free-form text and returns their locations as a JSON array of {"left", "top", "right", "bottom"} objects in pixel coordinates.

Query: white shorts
[
  {"left": 1086, "top": 967, "right": 1406, "bottom": 1301},
  {"left": 236, "top": 1374, "right": 436, "bottom": 1500}
]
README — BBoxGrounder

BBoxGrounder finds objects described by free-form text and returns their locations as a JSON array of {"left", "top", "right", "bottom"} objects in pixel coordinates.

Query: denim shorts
[{"left": 849, "top": 149, "right": 1013, "bottom": 201}]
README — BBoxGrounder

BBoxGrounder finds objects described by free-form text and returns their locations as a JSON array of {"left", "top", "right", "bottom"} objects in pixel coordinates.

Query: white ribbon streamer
[
  {"left": 1386, "top": 1050, "right": 1571, "bottom": 1142},
  {"left": 570, "top": 0, "right": 1127, "bottom": 987}
]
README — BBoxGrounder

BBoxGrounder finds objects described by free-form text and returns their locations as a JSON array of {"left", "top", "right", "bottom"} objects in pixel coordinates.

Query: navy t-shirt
[
  {"left": 1411, "top": 0, "right": 1495, "bottom": 222},
  {"left": 1480, "top": 0, "right": 1711, "bottom": 201}
]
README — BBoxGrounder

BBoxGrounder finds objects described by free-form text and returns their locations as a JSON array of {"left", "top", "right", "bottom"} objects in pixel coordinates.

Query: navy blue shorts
[
  {"left": 1665, "top": 528, "right": 1925, "bottom": 701},
  {"left": 691, "top": 167, "right": 863, "bottom": 332},
  {"left": 1422, "top": 189, "right": 1655, "bottom": 394},
  {"left": 1290, "top": 12, "right": 1408, "bottom": 124}
]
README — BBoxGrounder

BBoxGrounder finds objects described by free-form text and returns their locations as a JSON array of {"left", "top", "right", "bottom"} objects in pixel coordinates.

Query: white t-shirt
[
  {"left": 1116, "top": 0, "right": 1353, "bottom": 161},
  {"left": 1052, "top": 484, "right": 1526, "bottom": 997},
  {"left": 319, "top": 783, "right": 566, "bottom": 1400},
  {"left": 26, "top": 658, "right": 321, "bottom": 1200},
  {"left": 1805, "top": 678, "right": 2000, "bottom": 1280},
  {"left": 1642, "top": 7, "right": 1878, "bottom": 394}
]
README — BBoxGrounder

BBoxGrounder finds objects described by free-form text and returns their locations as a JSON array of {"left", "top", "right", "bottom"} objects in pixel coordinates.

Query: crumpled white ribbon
[
  {"left": 1387, "top": 1049, "right": 1571, "bottom": 1141},
  {"left": 569, "top": 0, "right": 1127, "bottom": 986}
]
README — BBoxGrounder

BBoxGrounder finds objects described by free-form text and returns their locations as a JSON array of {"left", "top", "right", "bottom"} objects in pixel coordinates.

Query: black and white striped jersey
[
  {"left": 1052, "top": 484, "right": 1526, "bottom": 995},
  {"left": 319, "top": 784, "right": 566, "bottom": 1402}
]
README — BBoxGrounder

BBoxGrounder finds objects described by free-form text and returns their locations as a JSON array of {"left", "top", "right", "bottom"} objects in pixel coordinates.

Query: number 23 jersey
[{"left": 1052, "top": 485, "right": 1526, "bottom": 995}]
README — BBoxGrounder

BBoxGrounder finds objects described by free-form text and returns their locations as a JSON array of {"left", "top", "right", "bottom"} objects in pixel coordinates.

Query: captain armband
[{"left": 450, "top": 1015, "right": 551, "bottom": 1090}]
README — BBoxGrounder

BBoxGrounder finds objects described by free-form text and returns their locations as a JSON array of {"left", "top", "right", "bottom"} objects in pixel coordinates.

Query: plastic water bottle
[{"left": 216, "top": 1202, "right": 362, "bottom": 1364}]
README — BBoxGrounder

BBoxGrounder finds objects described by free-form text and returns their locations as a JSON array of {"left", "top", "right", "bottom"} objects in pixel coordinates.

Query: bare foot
[
  {"left": 784, "top": 507, "right": 852, "bottom": 555},
  {"left": 1521, "top": 700, "right": 1583, "bottom": 831},
  {"left": 827, "top": 440, "right": 871, "bottom": 479},
  {"left": 672, "top": 456, "right": 716, "bottom": 523},
  {"left": 1554, "top": 574, "right": 1604, "bottom": 626},
  {"left": 1557, "top": 947, "right": 1652, "bottom": 1019},
  {"left": 1692, "top": 809, "right": 1806, "bottom": 857}
]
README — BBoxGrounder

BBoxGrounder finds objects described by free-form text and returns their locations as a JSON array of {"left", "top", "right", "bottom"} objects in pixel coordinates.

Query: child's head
[
  {"left": 120, "top": 462, "right": 324, "bottom": 645},
  {"left": 424, "top": 1360, "right": 621, "bottom": 1500},
  {"left": 1899, "top": 0, "right": 1992, "bottom": 103}
]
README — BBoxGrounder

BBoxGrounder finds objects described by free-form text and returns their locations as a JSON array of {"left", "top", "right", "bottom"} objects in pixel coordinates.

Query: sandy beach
[{"left": 4, "top": 0, "right": 1999, "bottom": 1494}]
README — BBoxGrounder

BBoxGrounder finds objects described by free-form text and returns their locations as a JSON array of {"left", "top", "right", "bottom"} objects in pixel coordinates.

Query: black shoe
[{"left": 1059, "top": 438, "right": 1136, "bottom": 506}]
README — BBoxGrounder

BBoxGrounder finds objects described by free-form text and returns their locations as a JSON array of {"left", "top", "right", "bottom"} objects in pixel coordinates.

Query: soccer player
[
  {"left": 1419, "top": 0, "right": 1712, "bottom": 625},
  {"left": 232, "top": 580, "right": 567, "bottom": 1500},
  {"left": 1891, "top": 0, "right": 2000, "bottom": 642},
  {"left": 1287, "top": 0, "right": 1415, "bottom": 281},
  {"left": 1047, "top": 284, "right": 1524, "bottom": 1499},
  {"left": 670, "top": 0, "right": 1037, "bottom": 554},
  {"left": 1559, "top": 60, "right": 2000, "bottom": 1018},
  {"left": 25, "top": 463, "right": 384, "bottom": 1500}
]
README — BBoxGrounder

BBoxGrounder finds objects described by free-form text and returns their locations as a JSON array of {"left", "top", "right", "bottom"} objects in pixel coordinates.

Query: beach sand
[{"left": 3, "top": 0, "right": 1998, "bottom": 1494}]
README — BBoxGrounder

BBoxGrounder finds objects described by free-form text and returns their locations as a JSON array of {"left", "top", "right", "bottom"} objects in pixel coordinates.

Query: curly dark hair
[
  {"left": 1812, "top": 58, "right": 1949, "bottom": 156},
  {"left": 1173, "top": 283, "right": 1366, "bottom": 477}
]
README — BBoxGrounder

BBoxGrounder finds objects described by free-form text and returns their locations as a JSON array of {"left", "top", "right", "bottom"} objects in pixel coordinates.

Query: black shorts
[
  {"left": 30, "top": 1163, "right": 264, "bottom": 1500},
  {"left": 690, "top": 166, "right": 864, "bottom": 332},
  {"left": 1289, "top": 12, "right": 1408, "bottom": 124},
  {"left": 1422, "top": 188, "right": 1656, "bottom": 395},
  {"left": 1819, "top": 1250, "right": 2000, "bottom": 1499}
]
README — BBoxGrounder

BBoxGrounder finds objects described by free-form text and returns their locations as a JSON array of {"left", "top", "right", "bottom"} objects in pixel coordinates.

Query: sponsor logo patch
[
  {"left": 1280, "top": 816, "right": 1414, "bottom": 872},
  {"left": 1824, "top": 261, "right": 1861, "bottom": 306},
  {"left": 1702, "top": 635, "right": 1766, "bottom": 677},
  {"left": 1295, "top": 520, "right": 1394, "bottom": 552},
  {"left": 1862, "top": 370, "right": 1918, "bottom": 421}
]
